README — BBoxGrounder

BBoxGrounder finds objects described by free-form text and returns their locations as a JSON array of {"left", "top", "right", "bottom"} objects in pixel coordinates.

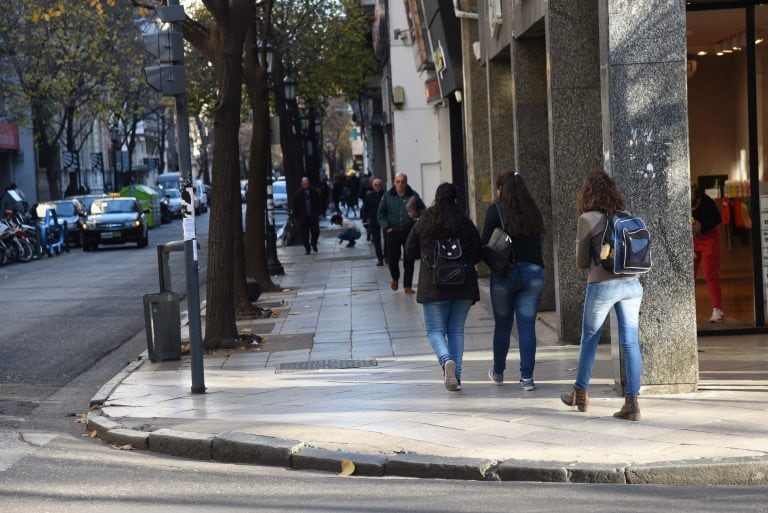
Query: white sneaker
[
  {"left": 709, "top": 308, "right": 724, "bottom": 323},
  {"left": 443, "top": 360, "right": 458, "bottom": 391}
]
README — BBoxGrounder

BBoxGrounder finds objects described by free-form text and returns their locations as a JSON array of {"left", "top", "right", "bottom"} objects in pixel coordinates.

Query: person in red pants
[{"left": 692, "top": 185, "right": 723, "bottom": 322}]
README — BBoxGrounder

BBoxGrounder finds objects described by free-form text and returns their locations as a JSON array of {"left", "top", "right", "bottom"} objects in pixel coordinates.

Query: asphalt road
[
  {"left": 0, "top": 213, "right": 208, "bottom": 429},
  {"left": 1, "top": 431, "right": 767, "bottom": 513}
]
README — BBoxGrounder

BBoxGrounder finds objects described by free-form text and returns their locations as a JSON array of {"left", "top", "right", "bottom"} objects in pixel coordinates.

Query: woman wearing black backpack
[
  {"left": 405, "top": 183, "right": 482, "bottom": 392},
  {"left": 560, "top": 169, "right": 644, "bottom": 421}
]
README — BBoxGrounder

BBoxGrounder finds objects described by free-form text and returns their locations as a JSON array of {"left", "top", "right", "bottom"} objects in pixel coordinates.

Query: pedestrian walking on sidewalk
[
  {"left": 405, "top": 183, "right": 482, "bottom": 391},
  {"left": 482, "top": 171, "right": 545, "bottom": 392},
  {"left": 292, "top": 176, "right": 322, "bottom": 255},
  {"left": 377, "top": 172, "right": 426, "bottom": 294},
  {"left": 561, "top": 169, "right": 644, "bottom": 421},
  {"left": 362, "top": 178, "right": 385, "bottom": 265},
  {"left": 331, "top": 213, "right": 362, "bottom": 247}
]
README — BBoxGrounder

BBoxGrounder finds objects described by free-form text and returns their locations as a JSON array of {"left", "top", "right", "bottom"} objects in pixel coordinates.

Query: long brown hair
[
  {"left": 577, "top": 170, "right": 625, "bottom": 215},
  {"left": 496, "top": 171, "right": 544, "bottom": 237}
]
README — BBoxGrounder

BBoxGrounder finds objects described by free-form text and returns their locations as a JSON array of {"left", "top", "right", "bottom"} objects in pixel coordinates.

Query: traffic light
[{"left": 142, "top": 6, "right": 186, "bottom": 97}]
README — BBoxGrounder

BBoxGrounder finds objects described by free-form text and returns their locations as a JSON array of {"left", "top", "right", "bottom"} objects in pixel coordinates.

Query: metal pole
[
  {"left": 169, "top": 0, "right": 205, "bottom": 393},
  {"left": 265, "top": 117, "right": 284, "bottom": 273}
]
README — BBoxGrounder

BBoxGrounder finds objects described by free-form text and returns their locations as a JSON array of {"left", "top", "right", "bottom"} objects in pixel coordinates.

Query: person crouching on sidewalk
[{"left": 331, "top": 214, "right": 361, "bottom": 247}]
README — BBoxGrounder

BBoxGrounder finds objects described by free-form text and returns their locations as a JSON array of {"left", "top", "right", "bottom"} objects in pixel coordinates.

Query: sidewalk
[{"left": 89, "top": 225, "right": 768, "bottom": 485}]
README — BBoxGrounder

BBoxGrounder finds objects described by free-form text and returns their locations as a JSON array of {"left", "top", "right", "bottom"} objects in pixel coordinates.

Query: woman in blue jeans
[
  {"left": 561, "top": 170, "right": 644, "bottom": 421},
  {"left": 405, "top": 183, "right": 482, "bottom": 391},
  {"left": 482, "top": 172, "right": 545, "bottom": 391}
]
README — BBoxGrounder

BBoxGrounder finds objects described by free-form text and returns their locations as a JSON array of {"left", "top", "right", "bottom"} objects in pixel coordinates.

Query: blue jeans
[
  {"left": 490, "top": 262, "right": 545, "bottom": 379},
  {"left": 575, "top": 278, "right": 643, "bottom": 396},
  {"left": 337, "top": 228, "right": 361, "bottom": 241},
  {"left": 422, "top": 299, "right": 473, "bottom": 380}
]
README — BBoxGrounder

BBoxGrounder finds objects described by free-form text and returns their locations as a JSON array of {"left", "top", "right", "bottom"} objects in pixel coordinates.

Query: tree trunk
[
  {"left": 244, "top": 85, "right": 276, "bottom": 288},
  {"left": 204, "top": 17, "right": 249, "bottom": 350}
]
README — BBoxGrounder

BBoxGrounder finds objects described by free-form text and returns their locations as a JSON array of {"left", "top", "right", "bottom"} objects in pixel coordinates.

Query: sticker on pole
[{"left": 181, "top": 181, "right": 196, "bottom": 243}]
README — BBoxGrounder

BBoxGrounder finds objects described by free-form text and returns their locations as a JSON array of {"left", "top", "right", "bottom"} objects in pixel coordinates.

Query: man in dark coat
[
  {"left": 376, "top": 172, "right": 426, "bottom": 293},
  {"left": 362, "top": 178, "right": 386, "bottom": 266},
  {"left": 292, "top": 176, "right": 322, "bottom": 255}
]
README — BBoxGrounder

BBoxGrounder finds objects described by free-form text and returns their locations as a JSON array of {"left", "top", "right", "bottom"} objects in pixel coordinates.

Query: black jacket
[
  {"left": 292, "top": 187, "right": 322, "bottom": 220},
  {"left": 481, "top": 203, "right": 544, "bottom": 268},
  {"left": 405, "top": 216, "right": 482, "bottom": 304},
  {"left": 692, "top": 192, "right": 722, "bottom": 234},
  {"left": 362, "top": 189, "right": 384, "bottom": 225}
]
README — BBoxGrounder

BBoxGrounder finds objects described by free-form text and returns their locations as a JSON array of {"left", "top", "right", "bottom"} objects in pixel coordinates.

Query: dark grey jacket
[
  {"left": 376, "top": 185, "right": 425, "bottom": 231},
  {"left": 405, "top": 216, "right": 482, "bottom": 304}
]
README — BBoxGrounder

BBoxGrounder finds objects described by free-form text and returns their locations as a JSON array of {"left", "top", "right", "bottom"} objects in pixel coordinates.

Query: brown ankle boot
[
  {"left": 560, "top": 388, "right": 589, "bottom": 412},
  {"left": 613, "top": 395, "right": 641, "bottom": 421}
]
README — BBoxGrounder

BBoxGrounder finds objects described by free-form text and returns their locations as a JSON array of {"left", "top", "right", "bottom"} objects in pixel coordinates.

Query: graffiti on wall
[{"left": 627, "top": 127, "right": 671, "bottom": 180}]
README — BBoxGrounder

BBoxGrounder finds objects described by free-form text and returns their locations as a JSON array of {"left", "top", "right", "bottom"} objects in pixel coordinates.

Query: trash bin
[{"left": 143, "top": 292, "right": 181, "bottom": 362}]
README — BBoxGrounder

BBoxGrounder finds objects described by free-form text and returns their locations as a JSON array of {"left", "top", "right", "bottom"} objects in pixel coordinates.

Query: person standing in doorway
[
  {"left": 561, "top": 170, "right": 644, "bottom": 421},
  {"left": 691, "top": 184, "right": 724, "bottom": 323},
  {"left": 292, "top": 176, "right": 322, "bottom": 255},
  {"left": 482, "top": 171, "right": 545, "bottom": 392},
  {"left": 405, "top": 183, "right": 482, "bottom": 391},
  {"left": 377, "top": 172, "right": 426, "bottom": 294},
  {"left": 362, "top": 178, "right": 386, "bottom": 265}
]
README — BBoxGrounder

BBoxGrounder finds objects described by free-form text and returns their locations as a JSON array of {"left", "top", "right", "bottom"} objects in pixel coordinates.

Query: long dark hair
[
  {"left": 577, "top": 169, "right": 625, "bottom": 214},
  {"left": 420, "top": 183, "right": 468, "bottom": 239},
  {"left": 496, "top": 171, "right": 544, "bottom": 237}
]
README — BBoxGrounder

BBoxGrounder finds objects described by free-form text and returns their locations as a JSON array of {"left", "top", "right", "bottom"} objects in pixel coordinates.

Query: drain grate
[{"left": 275, "top": 359, "right": 378, "bottom": 373}]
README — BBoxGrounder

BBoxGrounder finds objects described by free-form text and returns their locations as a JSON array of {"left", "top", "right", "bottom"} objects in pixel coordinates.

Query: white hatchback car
[{"left": 272, "top": 179, "right": 287, "bottom": 209}]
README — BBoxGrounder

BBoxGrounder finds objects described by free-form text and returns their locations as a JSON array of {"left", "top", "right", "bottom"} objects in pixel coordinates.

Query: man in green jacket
[{"left": 377, "top": 173, "right": 425, "bottom": 294}]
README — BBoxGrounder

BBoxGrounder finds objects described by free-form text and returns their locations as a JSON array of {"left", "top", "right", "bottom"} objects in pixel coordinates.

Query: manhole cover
[{"left": 275, "top": 359, "right": 378, "bottom": 373}]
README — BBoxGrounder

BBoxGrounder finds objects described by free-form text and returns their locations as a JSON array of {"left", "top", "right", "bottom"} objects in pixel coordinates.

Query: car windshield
[
  {"left": 273, "top": 182, "right": 286, "bottom": 194},
  {"left": 91, "top": 199, "right": 138, "bottom": 214},
  {"left": 167, "top": 189, "right": 181, "bottom": 198},
  {"left": 52, "top": 202, "right": 76, "bottom": 216}
]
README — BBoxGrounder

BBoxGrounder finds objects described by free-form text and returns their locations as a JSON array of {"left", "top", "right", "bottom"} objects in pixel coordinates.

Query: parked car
[
  {"left": 164, "top": 188, "right": 183, "bottom": 219},
  {"left": 34, "top": 199, "right": 87, "bottom": 247},
  {"left": 82, "top": 197, "right": 149, "bottom": 251},
  {"left": 272, "top": 179, "right": 287, "bottom": 209},
  {"left": 68, "top": 193, "right": 108, "bottom": 213}
]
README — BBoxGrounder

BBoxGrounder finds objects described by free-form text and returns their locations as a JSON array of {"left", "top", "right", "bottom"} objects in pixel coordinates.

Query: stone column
[
  {"left": 546, "top": 0, "right": 604, "bottom": 342},
  {"left": 599, "top": 0, "right": 698, "bottom": 393},
  {"left": 488, "top": 60, "right": 516, "bottom": 175},
  {"left": 511, "top": 36, "right": 555, "bottom": 311},
  {"left": 461, "top": 18, "right": 493, "bottom": 228}
]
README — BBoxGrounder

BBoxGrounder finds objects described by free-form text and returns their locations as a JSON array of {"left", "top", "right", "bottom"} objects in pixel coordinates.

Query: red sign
[{"left": 0, "top": 124, "right": 19, "bottom": 150}]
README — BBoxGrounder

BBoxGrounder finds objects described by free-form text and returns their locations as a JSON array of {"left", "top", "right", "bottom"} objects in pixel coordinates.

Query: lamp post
[
  {"left": 110, "top": 126, "right": 121, "bottom": 193},
  {"left": 261, "top": 42, "right": 284, "bottom": 275}
]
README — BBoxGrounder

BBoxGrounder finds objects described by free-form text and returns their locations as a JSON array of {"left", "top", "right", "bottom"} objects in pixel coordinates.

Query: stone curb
[
  {"left": 85, "top": 412, "right": 768, "bottom": 485},
  {"left": 89, "top": 359, "right": 144, "bottom": 407}
]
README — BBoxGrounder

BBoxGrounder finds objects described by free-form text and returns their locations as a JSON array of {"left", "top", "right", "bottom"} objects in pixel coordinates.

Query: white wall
[{"left": 387, "top": 0, "right": 452, "bottom": 206}]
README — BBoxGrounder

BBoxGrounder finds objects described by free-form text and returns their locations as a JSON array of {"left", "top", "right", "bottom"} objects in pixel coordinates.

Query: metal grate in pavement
[{"left": 275, "top": 359, "right": 378, "bottom": 373}]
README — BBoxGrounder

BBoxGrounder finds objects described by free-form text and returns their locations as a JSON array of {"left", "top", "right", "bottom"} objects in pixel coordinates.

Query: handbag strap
[{"left": 495, "top": 203, "right": 506, "bottom": 232}]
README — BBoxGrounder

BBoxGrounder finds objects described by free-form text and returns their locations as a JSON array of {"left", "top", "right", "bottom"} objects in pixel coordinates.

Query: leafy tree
[{"left": 0, "top": 0, "right": 150, "bottom": 198}]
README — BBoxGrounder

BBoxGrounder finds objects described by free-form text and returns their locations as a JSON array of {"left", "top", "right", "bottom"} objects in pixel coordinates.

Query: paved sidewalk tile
[{"left": 99, "top": 229, "right": 768, "bottom": 479}]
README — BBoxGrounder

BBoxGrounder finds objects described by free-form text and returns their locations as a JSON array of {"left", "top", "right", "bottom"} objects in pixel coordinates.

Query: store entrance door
[{"left": 686, "top": 3, "right": 768, "bottom": 333}]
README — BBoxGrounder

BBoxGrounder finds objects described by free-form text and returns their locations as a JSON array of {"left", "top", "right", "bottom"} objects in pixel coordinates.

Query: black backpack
[
  {"left": 430, "top": 238, "right": 466, "bottom": 287},
  {"left": 598, "top": 211, "right": 652, "bottom": 275}
]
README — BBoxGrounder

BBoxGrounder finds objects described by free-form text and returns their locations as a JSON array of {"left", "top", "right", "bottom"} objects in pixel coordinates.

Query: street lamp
[
  {"left": 283, "top": 75, "right": 297, "bottom": 103},
  {"left": 110, "top": 126, "right": 121, "bottom": 192},
  {"left": 262, "top": 45, "right": 283, "bottom": 275}
]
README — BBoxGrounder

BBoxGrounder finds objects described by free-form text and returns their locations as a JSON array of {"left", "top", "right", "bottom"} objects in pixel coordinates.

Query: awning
[{"left": 0, "top": 123, "right": 19, "bottom": 150}]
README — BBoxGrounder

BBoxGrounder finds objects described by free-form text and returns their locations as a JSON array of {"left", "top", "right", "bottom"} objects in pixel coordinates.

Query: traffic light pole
[{"left": 146, "top": 1, "right": 205, "bottom": 394}]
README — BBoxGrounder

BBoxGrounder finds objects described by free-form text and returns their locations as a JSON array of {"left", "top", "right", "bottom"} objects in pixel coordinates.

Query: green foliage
[
  {"left": 272, "top": 0, "right": 377, "bottom": 106},
  {"left": 0, "top": 0, "right": 156, "bottom": 148}
]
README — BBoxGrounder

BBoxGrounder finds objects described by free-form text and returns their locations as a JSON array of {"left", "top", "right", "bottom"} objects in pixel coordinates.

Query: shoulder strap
[{"left": 495, "top": 204, "right": 506, "bottom": 231}]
